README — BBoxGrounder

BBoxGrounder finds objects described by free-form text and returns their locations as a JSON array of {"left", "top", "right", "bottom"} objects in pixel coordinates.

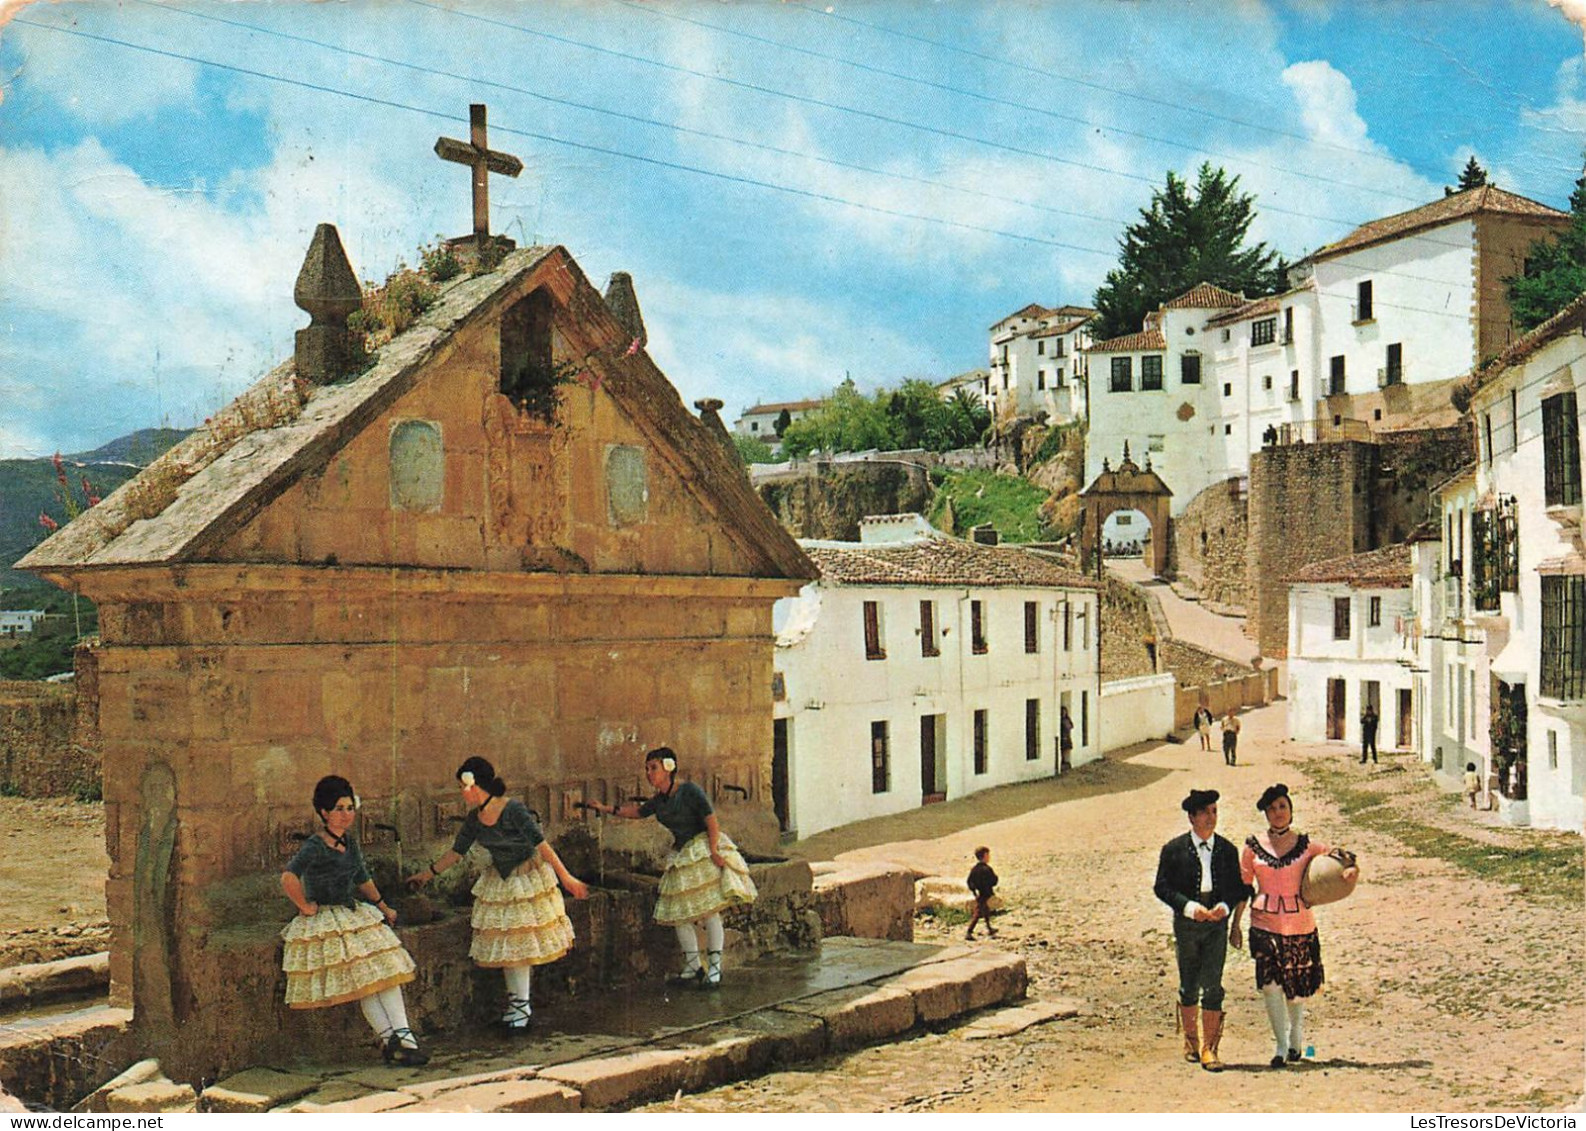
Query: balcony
[
  {"left": 1442, "top": 574, "right": 1465, "bottom": 621},
  {"left": 1377, "top": 365, "right": 1404, "bottom": 388}
]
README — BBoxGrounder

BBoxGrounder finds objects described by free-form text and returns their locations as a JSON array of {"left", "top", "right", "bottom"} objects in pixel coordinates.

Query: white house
[
  {"left": 1286, "top": 544, "right": 1416, "bottom": 751},
  {"left": 1082, "top": 186, "right": 1566, "bottom": 520},
  {"left": 937, "top": 368, "right": 990, "bottom": 405},
  {"left": 733, "top": 398, "right": 824, "bottom": 442},
  {"left": 771, "top": 514, "right": 1100, "bottom": 839},
  {"left": 987, "top": 303, "right": 1095, "bottom": 425},
  {"left": 1460, "top": 293, "right": 1586, "bottom": 832},
  {"left": 0, "top": 610, "right": 46, "bottom": 637}
]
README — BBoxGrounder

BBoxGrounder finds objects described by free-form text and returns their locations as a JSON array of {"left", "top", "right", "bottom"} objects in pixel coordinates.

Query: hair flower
[{"left": 460, "top": 771, "right": 475, "bottom": 788}]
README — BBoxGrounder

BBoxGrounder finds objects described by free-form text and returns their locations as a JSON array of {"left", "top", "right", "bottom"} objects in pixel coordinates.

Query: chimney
[
  {"left": 293, "top": 223, "right": 363, "bottom": 384},
  {"left": 604, "top": 271, "right": 648, "bottom": 353}
]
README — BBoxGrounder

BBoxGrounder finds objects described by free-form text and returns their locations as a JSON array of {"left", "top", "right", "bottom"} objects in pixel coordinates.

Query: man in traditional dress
[{"left": 1153, "top": 789, "right": 1252, "bottom": 1071}]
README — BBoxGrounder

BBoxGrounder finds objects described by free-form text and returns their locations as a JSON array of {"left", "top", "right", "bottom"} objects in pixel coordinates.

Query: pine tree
[
  {"left": 1445, "top": 155, "right": 1489, "bottom": 196},
  {"left": 1090, "top": 163, "right": 1286, "bottom": 342},
  {"left": 1504, "top": 165, "right": 1586, "bottom": 333}
]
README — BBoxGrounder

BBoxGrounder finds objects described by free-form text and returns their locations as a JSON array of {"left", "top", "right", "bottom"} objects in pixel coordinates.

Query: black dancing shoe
[
  {"left": 667, "top": 967, "right": 706, "bottom": 987},
  {"left": 1270, "top": 1056, "right": 1287, "bottom": 1069},
  {"left": 1287, "top": 1048, "right": 1303, "bottom": 1063},
  {"left": 383, "top": 1030, "right": 429, "bottom": 1067}
]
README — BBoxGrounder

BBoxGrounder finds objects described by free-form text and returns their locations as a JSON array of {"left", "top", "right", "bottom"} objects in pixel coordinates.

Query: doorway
[
  {"left": 1397, "top": 688, "right": 1413, "bottom": 749},
  {"left": 920, "top": 714, "right": 947, "bottom": 803},
  {"left": 1326, "top": 679, "right": 1346, "bottom": 740},
  {"left": 772, "top": 718, "right": 789, "bottom": 832}
]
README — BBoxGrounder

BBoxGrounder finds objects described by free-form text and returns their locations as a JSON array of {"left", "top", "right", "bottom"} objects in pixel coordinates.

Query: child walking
[{"left": 965, "top": 846, "right": 999, "bottom": 940}]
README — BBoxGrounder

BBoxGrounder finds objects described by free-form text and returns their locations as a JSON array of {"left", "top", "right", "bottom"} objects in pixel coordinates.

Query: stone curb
[
  {"left": 0, "top": 953, "right": 110, "bottom": 1014},
  {"left": 293, "top": 947, "right": 1029, "bottom": 1112}
]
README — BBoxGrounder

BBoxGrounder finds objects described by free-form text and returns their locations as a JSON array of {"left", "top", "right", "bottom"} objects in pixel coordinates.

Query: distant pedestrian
[
  {"left": 1221, "top": 710, "right": 1241, "bottom": 766},
  {"left": 1359, "top": 707, "right": 1379, "bottom": 764},
  {"left": 1060, "top": 707, "right": 1075, "bottom": 770},
  {"left": 965, "top": 847, "right": 999, "bottom": 940},
  {"left": 1194, "top": 705, "right": 1214, "bottom": 752},
  {"left": 1463, "top": 762, "right": 1481, "bottom": 809}
]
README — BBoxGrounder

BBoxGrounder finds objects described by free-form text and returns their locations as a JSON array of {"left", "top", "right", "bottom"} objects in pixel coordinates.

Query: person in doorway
[
  {"left": 1221, "top": 710, "right": 1242, "bottom": 766},
  {"left": 1059, "top": 707, "right": 1075, "bottom": 770},
  {"left": 1230, "top": 784, "right": 1357, "bottom": 1068},
  {"left": 1153, "top": 789, "right": 1250, "bottom": 1072},
  {"left": 407, "top": 757, "right": 589, "bottom": 1033},
  {"left": 1359, "top": 706, "right": 1379, "bottom": 764},
  {"left": 591, "top": 747, "right": 757, "bottom": 988},
  {"left": 1193, "top": 705, "right": 1215, "bottom": 752},
  {"left": 965, "top": 846, "right": 999, "bottom": 940},
  {"left": 280, "top": 775, "right": 426, "bottom": 1066},
  {"left": 1463, "top": 762, "right": 1481, "bottom": 809}
]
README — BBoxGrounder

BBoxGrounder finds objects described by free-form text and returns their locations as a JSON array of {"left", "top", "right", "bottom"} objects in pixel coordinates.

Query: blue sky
[{"left": 1, "top": 0, "right": 1583, "bottom": 458}]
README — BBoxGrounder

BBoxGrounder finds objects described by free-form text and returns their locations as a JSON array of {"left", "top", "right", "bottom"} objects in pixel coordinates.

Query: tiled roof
[
  {"left": 741, "top": 398, "right": 825, "bottom": 415},
  {"left": 803, "top": 536, "right": 1099, "bottom": 590},
  {"left": 1205, "top": 295, "right": 1280, "bottom": 328},
  {"left": 1307, "top": 185, "right": 1566, "bottom": 263},
  {"left": 1288, "top": 543, "right": 1412, "bottom": 587},
  {"left": 1029, "top": 317, "right": 1090, "bottom": 338},
  {"left": 989, "top": 302, "right": 1050, "bottom": 330},
  {"left": 1087, "top": 328, "right": 1167, "bottom": 353},
  {"left": 1467, "top": 290, "right": 1586, "bottom": 396},
  {"left": 1162, "top": 283, "right": 1245, "bottom": 310}
]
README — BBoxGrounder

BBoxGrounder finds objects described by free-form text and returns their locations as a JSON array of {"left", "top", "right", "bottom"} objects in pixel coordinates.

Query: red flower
[
  {"left": 623, "top": 337, "right": 642, "bottom": 357},
  {"left": 39, "top": 512, "right": 58, "bottom": 532},
  {"left": 81, "top": 476, "right": 100, "bottom": 507},
  {"left": 52, "top": 451, "right": 67, "bottom": 489}
]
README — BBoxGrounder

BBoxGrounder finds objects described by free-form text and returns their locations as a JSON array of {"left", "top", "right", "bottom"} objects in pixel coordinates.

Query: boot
[
  {"left": 1199, "top": 1009, "right": 1226, "bottom": 1072},
  {"left": 1178, "top": 1005, "right": 1201, "bottom": 1064}
]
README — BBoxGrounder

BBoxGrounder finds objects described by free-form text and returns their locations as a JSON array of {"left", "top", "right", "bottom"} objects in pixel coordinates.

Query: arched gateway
[{"left": 1079, "top": 443, "right": 1174, "bottom": 577}]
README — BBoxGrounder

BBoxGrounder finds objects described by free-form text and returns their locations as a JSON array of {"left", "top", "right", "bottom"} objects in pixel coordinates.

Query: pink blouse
[{"left": 1240, "top": 833, "right": 1330, "bottom": 936}]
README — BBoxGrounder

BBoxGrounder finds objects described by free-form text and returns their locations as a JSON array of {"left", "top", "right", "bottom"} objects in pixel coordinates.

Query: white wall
[
  {"left": 1098, "top": 673, "right": 1176, "bottom": 751},
  {"left": 774, "top": 580, "right": 1099, "bottom": 838},
  {"left": 1287, "top": 582, "right": 1416, "bottom": 746}
]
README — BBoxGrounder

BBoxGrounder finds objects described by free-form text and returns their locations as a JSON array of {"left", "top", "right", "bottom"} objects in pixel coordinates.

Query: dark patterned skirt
[{"left": 1249, "top": 927, "right": 1324, "bottom": 999}]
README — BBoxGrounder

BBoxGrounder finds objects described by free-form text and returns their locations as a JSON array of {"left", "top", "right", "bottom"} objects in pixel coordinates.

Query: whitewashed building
[
  {"left": 0, "top": 610, "right": 47, "bottom": 637},
  {"left": 936, "top": 368, "right": 990, "bottom": 405},
  {"left": 771, "top": 514, "right": 1100, "bottom": 839},
  {"left": 733, "top": 398, "right": 824, "bottom": 443},
  {"left": 1082, "top": 186, "right": 1566, "bottom": 516},
  {"left": 1459, "top": 294, "right": 1586, "bottom": 831},
  {"left": 987, "top": 303, "right": 1095, "bottom": 425},
  {"left": 1286, "top": 544, "right": 1416, "bottom": 751}
]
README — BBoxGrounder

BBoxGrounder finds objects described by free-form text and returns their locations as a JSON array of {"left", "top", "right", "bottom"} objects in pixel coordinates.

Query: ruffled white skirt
[
  {"left": 281, "top": 902, "right": 416, "bottom": 1009},
  {"left": 652, "top": 831, "right": 758, "bottom": 926},
  {"left": 469, "top": 858, "right": 576, "bottom": 968}
]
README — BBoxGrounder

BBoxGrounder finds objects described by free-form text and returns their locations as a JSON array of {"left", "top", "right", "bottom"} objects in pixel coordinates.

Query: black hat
[
  {"left": 1256, "top": 783, "right": 1291, "bottom": 812},
  {"left": 1181, "top": 788, "right": 1219, "bottom": 813}
]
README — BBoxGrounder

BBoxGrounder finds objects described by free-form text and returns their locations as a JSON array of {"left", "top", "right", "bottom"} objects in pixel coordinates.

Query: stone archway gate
[{"left": 1079, "top": 443, "right": 1174, "bottom": 577}]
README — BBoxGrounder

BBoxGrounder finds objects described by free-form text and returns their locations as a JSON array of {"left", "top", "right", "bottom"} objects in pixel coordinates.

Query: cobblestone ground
[{"left": 642, "top": 696, "right": 1585, "bottom": 1113}]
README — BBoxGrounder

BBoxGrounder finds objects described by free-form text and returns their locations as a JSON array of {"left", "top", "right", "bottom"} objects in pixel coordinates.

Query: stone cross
[{"left": 434, "top": 103, "right": 523, "bottom": 241}]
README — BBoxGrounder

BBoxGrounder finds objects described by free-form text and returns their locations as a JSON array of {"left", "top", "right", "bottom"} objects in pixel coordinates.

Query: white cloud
[
  {"left": 1280, "top": 61, "right": 1378, "bottom": 153},
  {"left": 5, "top": 6, "right": 201, "bottom": 124}
]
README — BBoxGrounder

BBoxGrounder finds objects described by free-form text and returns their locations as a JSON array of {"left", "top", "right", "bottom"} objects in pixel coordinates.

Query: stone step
[
  {"left": 279, "top": 940, "right": 1028, "bottom": 1113},
  {"left": 0, "top": 954, "right": 110, "bottom": 1017}
]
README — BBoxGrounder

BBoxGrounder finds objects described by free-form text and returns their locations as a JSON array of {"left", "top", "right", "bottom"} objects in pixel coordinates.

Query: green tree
[
  {"left": 732, "top": 433, "right": 777, "bottom": 465},
  {"left": 1446, "top": 155, "right": 1489, "bottom": 196},
  {"left": 1505, "top": 164, "right": 1586, "bottom": 333},
  {"left": 773, "top": 408, "right": 792, "bottom": 437},
  {"left": 780, "top": 378, "right": 897, "bottom": 458},
  {"left": 1090, "top": 163, "right": 1287, "bottom": 342}
]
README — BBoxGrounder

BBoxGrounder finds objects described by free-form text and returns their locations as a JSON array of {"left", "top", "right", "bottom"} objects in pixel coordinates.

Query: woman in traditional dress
[
  {"left": 407, "top": 757, "right": 588, "bottom": 1032},
  {"left": 280, "top": 775, "right": 427, "bottom": 1066},
  {"left": 590, "top": 747, "right": 757, "bottom": 987},
  {"left": 1229, "top": 783, "right": 1357, "bottom": 1068}
]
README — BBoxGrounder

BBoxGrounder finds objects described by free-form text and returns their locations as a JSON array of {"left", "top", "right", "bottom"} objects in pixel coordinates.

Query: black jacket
[{"left": 1153, "top": 832, "right": 1251, "bottom": 916}]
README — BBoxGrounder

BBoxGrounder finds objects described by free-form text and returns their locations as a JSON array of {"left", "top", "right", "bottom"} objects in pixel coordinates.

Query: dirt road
[{"left": 644, "top": 694, "right": 1585, "bottom": 1113}]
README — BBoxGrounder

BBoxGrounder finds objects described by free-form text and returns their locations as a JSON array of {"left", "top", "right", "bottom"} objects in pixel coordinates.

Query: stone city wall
[
  {"left": 0, "top": 678, "right": 96, "bottom": 799},
  {"left": 1171, "top": 477, "right": 1250, "bottom": 613}
]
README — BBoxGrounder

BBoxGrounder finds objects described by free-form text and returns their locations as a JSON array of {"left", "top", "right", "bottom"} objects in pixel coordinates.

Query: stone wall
[
  {"left": 756, "top": 462, "right": 932, "bottom": 540},
  {"left": 0, "top": 679, "right": 95, "bottom": 798},
  {"left": 1247, "top": 441, "right": 1377, "bottom": 659},
  {"left": 1098, "top": 572, "right": 1156, "bottom": 679},
  {"left": 1171, "top": 477, "right": 1250, "bottom": 612}
]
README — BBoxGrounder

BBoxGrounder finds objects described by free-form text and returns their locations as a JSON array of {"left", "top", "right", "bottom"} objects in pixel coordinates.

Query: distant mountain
[
  {"left": 66, "top": 428, "right": 191, "bottom": 466},
  {"left": 0, "top": 428, "right": 189, "bottom": 584}
]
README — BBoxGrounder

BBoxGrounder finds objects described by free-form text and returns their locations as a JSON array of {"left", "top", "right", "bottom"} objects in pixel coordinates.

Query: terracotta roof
[
  {"left": 803, "top": 536, "right": 1098, "bottom": 590},
  {"left": 1467, "top": 290, "right": 1586, "bottom": 396},
  {"left": 1307, "top": 185, "right": 1566, "bottom": 263},
  {"left": 19, "top": 245, "right": 817, "bottom": 582},
  {"left": 1087, "top": 328, "right": 1166, "bottom": 353},
  {"left": 1162, "top": 283, "right": 1245, "bottom": 310},
  {"left": 989, "top": 302, "right": 1050, "bottom": 330},
  {"left": 741, "top": 398, "right": 825, "bottom": 416},
  {"left": 1204, "top": 295, "right": 1280, "bottom": 328},
  {"left": 1288, "top": 543, "right": 1412, "bottom": 587}
]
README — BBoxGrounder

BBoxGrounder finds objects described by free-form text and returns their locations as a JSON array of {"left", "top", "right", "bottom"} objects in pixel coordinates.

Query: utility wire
[
  {"left": 10, "top": 14, "right": 1115, "bottom": 256},
  {"left": 617, "top": 0, "right": 1431, "bottom": 210}
]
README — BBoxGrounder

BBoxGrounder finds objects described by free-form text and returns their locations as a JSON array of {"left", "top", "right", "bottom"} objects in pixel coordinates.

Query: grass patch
[
  {"left": 927, "top": 469, "right": 1053, "bottom": 543},
  {"left": 917, "top": 905, "right": 970, "bottom": 927},
  {"left": 1306, "top": 759, "right": 1583, "bottom": 905}
]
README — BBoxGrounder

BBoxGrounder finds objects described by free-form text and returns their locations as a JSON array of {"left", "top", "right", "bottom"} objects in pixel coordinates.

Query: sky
[{"left": 1, "top": 0, "right": 1584, "bottom": 459}]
